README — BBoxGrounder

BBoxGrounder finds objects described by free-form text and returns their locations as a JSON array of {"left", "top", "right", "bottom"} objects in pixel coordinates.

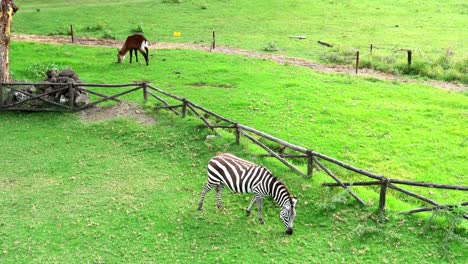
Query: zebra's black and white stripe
[{"left": 198, "top": 153, "right": 297, "bottom": 235}]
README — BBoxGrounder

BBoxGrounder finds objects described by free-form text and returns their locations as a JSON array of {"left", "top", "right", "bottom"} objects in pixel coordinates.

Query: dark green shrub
[
  {"left": 47, "top": 28, "right": 70, "bottom": 36},
  {"left": 26, "top": 63, "right": 68, "bottom": 80},
  {"left": 102, "top": 30, "right": 116, "bottom": 39},
  {"left": 263, "top": 42, "right": 279, "bottom": 52},
  {"left": 84, "top": 21, "right": 107, "bottom": 32},
  {"left": 130, "top": 24, "right": 144, "bottom": 34},
  {"left": 162, "top": 0, "right": 182, "bottom": 3}
]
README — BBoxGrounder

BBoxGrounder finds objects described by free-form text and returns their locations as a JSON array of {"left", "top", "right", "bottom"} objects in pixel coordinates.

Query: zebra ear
[{"left": 292, "top": 196, "right": 298, "bottom": 207}]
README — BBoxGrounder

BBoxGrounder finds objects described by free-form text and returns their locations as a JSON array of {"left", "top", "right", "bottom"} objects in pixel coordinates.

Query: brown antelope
[{"left": 117, "top": 34, "right": 150, "bottom": 66}]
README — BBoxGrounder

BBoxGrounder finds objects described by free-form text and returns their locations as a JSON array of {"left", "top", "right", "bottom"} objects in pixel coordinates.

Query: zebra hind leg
[
  {"left": 246, "top": 195, "right": 256, "bottom": 216},
  {"left": 215, "top": 185, "right": 224, "bottom": 209},
  {"left": 198, "top": 183, "right": 215, "bottom": 210},
  {"left": 255, "top": 195, "right": 265, "bottom": 224}
]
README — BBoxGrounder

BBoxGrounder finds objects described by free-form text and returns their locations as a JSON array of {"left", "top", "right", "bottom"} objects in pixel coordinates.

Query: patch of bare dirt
[
  {"left": 12, "top": 33, "right": 467, "bottom": 92},
  {"left": 80, "top": 102, "right": 155, "bottom": 125},
  {"left": 189, "top": 82, "right": 235, "bottom": 88}
]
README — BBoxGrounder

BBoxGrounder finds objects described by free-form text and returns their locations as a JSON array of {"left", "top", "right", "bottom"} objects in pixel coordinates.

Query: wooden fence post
[
  {"left": 142, "top": 82, "right": 148, "bottom": 102},
  {"left": 407, "top": 50, "right": 412, "bottom": 69},
  {"left": 355, "top": 51, "right": 360, "bottom": 74},
  {"left": 68, "top": 83, "right": 74, "bottom": 111},
  {"left": 307, "top": 151, "right": 314, "bottom": 177},
  {"left": 182, "top": 99, "right": 187, "bottom": 117},
  {"left": 235, "top": 124, "right": 240, "bottom": 144},
  {"left": 370, "top": 44, "right": 373, "bottom": 54},
  {"left": 379, "top": 178, "right": 389, "bottom": 213},
  {"left": 211, "top": 30, "right": 216, "bottom": 51},
  {"left": 70, "top": 24, "right": 74, "bottom": 43}
]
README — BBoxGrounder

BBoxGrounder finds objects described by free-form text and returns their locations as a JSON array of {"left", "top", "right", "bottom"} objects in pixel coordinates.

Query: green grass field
[
  {"left": 10, "top": 42, "right": 467, "bottom": 195},
  {"left": 1, "top": 110, "right": 466, "bottom": 263},
  {"left": 12, "top": 0, "right": 468, "bottom": 83},
  {"left": 1, "top": 42, "right": 467, "bottom": 262}
]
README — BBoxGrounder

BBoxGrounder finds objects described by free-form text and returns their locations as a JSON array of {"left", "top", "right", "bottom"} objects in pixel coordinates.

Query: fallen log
[{"left": 318, "top": 40, "right": 333, "bottom": 47}]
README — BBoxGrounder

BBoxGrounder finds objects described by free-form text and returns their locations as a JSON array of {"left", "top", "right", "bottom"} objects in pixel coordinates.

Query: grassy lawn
[
  {"left": 12, "top": 0, "right": 468, "bottom": 83},
  {"left": 1, "top": 111, "right": 466, "bottom": 263},
  {"left": 10, "top": 42, "right": 467, "bottom": 200},
  {"left": 1, "top": 39, "right": 466, "bottom": 262}
]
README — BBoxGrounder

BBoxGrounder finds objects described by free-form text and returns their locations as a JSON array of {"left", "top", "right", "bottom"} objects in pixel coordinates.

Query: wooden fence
[
  {"left": 0, "top": 82, "right": 146, "bottom": 112},
  {"left": 1, "top": 81, "right": 466, "bottom": 218}
]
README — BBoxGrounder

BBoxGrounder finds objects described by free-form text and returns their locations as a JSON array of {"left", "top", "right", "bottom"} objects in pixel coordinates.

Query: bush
[
  {"left": 47, "top": 28, "right": 70, "bottom": 36},
  {"left": 321, "top": 48, "right": 357, "bottom": 64},
  {"left": 130, "top": 24, "right": 144, "bottom": 34},
  {"left": 102, "top": 30, "right": 116, "bottom": 39},
  {"left": 26, "top": 63, "right": 68, "bottom": 80},
  {"left": 327, "top": 48, "right": 468, "bottom": 84},
  {"left": 263, "top": 42, "right": 279, "bottom": 52},
  {"left": 84, "top": 21, "right": 107, "bottom": 32}
]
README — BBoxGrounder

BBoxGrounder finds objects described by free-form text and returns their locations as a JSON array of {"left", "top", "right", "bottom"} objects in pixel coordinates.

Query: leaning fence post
[
  {"left": 68, "top": 83, "right": 75, "bottom": 111},
  {"left": 379, "top": 178, "right": 389, "bottom": 213},
  {"left": 307, "top": 151, "right": 314, "bottom": 177},
  {"left": 142, "top": 82, "right": 148, "bottom": 102},
  {"left": 182, "top": 99, "right": 187, "bottom": 118},
  {"left": 70, "top": 24, "right": 74, "bottom": 43},
  {"left": 355, "top": 50, "right": 360, "bottom": 74}
]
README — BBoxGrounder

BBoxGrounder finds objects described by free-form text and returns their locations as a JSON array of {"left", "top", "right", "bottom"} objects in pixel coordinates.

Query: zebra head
[{"left": 281, "top": 196, "right": 298, "bottom": 235}]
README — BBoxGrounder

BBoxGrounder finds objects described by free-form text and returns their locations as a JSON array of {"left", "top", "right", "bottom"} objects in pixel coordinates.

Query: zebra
[{"left": 198, "top": 153, "right": 298, "bottom": 235}]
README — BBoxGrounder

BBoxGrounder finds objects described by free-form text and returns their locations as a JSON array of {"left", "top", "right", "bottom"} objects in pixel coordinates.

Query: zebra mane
[{"left": 270, "top": 175, "right": 294, "bottom": 207}]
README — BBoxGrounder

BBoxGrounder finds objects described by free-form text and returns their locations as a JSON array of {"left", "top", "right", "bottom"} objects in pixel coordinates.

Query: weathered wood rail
[
  {"left": 144, "top": 84, "right": 466, "bottom": 219},
  {"left": 1, "top": 81, "right": 466, "bottom": 219},
  {"left": 0, "top": 82, "right": 143, "bottom": 112}
]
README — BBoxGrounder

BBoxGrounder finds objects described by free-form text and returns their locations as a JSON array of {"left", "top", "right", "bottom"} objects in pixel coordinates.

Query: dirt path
[{"left": 12, "top": 33, "right": 466, "bottom": 92}]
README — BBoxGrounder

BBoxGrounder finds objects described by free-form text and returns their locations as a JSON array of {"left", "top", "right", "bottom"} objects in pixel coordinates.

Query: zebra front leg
[
  {"left": 246, "top": 195, "right": 256, "bottom": 216},
  {"left": 215, "top": 185, "right": 224, "bottom": 209},
  {"left": 255, "top": 195, "right": 265, "bottom": 224},
  {"left": 198, "top": 183, "right": 215, "bottom": 210},
  {"left": 129, "top": 49, "right": 134, "bottom": 63}
]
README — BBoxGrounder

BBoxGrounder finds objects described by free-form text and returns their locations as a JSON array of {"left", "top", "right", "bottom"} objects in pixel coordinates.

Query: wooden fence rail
[
  {"left": 0, "top": 82, "right": 145, "bottom": 112},
  {"left": 1, "top": 81, "right": 466, "bottom": 219}
]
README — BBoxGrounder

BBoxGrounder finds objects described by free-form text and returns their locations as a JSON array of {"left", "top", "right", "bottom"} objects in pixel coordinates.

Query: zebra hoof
[
  {"left": 259, "top": 219, "right": 265, "bottom": 224},
  {"left": 217, "top": 205, "right": 224, "bottom": 210},
  {"left": 246, "top": 210, "right": 251, "bottom": 216},
  {"left": 197, "top": 206, "right": 203, "bottom": 211}
]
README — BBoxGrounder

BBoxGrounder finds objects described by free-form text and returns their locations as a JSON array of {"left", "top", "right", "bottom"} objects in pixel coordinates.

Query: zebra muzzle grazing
[{"left": 198, "top": 153, "right": 298, "bottom": 235}]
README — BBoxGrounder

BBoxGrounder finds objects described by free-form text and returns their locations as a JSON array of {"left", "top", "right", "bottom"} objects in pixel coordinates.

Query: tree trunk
[{"left": 0, "top": 0, "right": 18, "bottom": 83}]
